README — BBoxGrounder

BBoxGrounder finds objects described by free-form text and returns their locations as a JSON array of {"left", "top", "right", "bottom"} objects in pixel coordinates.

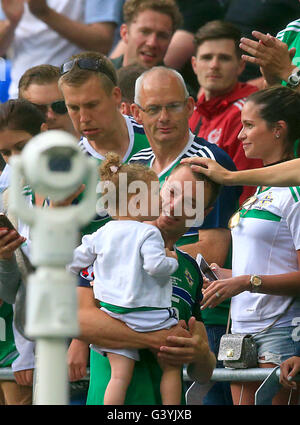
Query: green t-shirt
[
  {"left": 86, "top": 248, "right": 203, "bottom": 405},
  {"left": 0, "top": 302, "right": 18, "bottom": 368}
]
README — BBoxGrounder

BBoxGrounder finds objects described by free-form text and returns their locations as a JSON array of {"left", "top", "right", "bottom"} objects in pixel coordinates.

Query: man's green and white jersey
[
  {"left": 78, "top": 115, "right": 148, "bottom": 163},
  {"left": 231, "top": 185, "right": 300, "bottom": 333},
  {"left": 79, "top": 115, "right": 149, "bottom": 235},
  {"left": 171, "top": 247, "right": 203, "bottom": 324}
]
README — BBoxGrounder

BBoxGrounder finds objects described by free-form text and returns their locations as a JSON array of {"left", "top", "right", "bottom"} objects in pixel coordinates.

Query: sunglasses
[
  {"left": 32, "top": 100, "right": 68, "bottom": 115},
  {"left": 60, "top": 58, "right": 117, "bottom": 85}
]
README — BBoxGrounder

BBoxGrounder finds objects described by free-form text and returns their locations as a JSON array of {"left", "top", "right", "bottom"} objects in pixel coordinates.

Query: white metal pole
[
  {"left": 34, "top": 338, "right": 69, "bottom": 405},
  {"left": 25, "top": 267, "right": 78, "bottom": 405}
]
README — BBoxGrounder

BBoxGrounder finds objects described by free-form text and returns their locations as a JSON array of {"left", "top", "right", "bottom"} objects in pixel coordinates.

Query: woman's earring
[{"left": 275, "top": 133, "right": 280, "bottom": 139}]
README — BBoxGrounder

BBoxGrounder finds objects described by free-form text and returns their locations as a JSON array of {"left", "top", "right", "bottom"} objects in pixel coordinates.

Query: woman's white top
[{"left": 231, "top": 186, "right": 300, "bottom": 333}]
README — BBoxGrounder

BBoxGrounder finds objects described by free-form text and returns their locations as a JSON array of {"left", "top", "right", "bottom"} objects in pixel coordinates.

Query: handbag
[{"left": 218, "top": 298, "right": 295, "bottom": 369}]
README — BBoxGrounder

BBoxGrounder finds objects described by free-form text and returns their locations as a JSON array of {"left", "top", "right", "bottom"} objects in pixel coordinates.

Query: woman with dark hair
[
  {"left": 0, "top": 99, "right": 46, "bottom": 405},
  {"left": 0, "top": 99, "right": 46, "bottom": 161},
  {"left": 0, "top": 99, "right": 46, "bottom": 192},
  {"left": 196, "top": 86, "right": 300, "bottom": 405},
  {"left": 182, "top": 87, "right": 300, "bottom": 187}
]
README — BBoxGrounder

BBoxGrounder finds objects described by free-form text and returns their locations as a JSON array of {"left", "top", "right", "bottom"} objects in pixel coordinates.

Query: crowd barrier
[{"left": 1, "top": 366, "right": 299, "bottom": 405}]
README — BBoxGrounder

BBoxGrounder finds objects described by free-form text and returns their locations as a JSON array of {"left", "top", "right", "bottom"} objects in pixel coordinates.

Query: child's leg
[
  {"left": 158, "top": 360, "right": 182, "bottom": 405},
  {"left": 104, "top": 353, "right": 135, "bottom": 405}
]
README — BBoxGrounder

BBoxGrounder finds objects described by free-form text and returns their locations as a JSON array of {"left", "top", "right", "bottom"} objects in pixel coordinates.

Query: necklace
[
  {"left": 263, "top": 158, "right": 290, "bottom": 167},
  {"left": 228, "top": 195, "right": 258, "bottom": 229}
]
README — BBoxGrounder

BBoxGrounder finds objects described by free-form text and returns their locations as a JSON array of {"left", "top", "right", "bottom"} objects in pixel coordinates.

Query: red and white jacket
[{"left": 189, "top": 82, "right": 263, "bottom": 205}]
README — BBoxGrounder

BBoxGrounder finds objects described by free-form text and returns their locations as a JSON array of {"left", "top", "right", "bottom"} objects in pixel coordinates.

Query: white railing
[{"left": 1, "top": 366, "right": 299, "bottom": 405}]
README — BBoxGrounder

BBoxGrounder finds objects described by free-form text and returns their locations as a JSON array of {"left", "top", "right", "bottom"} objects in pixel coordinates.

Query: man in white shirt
[{"left": 0, "top": 0, "right": 125, "bottom": 98}]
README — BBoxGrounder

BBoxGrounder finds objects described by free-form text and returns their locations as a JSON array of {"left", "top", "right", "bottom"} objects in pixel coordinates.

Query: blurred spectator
[
  {"left": 0, "top": 57, "right": 10, "bottom": 102},
  {"left": 189, "top": 20, "right": 262, "bottom": 206},
  {"left": 0, "top": 63, "right": 78, "bottom": 196},
  {"left": 110, "top": 0, "right": 182, "bottom": 70},
  {"left": 18, "top": 64, "right": 76, "bottom": 135},
  {"left": 0, "top": 0, "right": 125, "bottom": 98},
  {"left": 0, "top": 99, "right": 48, "bottom": 404},
  {"left": 224, "top": 0, "right": 300, "bottom": 82},
  {"left": 240, "top": 16, "right": 300, "bottom": 92},
  {"left": 0, "top": 301, "right": 32, "bottom": 405},
  {"left": 117, "top": 64, "right": 146, "bottom": 115}
]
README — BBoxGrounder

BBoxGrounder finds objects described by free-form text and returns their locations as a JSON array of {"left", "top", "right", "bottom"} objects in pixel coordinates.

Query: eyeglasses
[
  {"left": 60, "top": 58, "right": 117, "bottom": 85},
  {"left": 136, "top": 99, "right": 188, "bottom": 116},
  {"left": 228, "top": 195, "right": 258, "bottom": 229},
  {"left": 32, "top": 100, "right": 68, "bottom": 115}
]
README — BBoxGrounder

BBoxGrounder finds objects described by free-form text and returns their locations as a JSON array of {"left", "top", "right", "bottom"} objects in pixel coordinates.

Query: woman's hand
[
  {"left": 202, "top": 263, "right": 232, "bottom": 290},
  {"left": 201, "top": 275, "right": 250, "bottom": 310},
  {"left": 180, "top": 157, "right": 232, "bottom": 185},
  {"left": 210, "top": 263, "right": 232, "bottom": 280},
  {"left": 0, "top": 229, "right": 26, "bottom": 260},
  {"left": 280, "top": 356, "right": 300, "bottom": 390}
]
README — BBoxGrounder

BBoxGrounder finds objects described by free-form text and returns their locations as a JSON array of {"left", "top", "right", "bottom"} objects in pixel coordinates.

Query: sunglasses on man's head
[
  {"left": 32, "top": 100, "right": 68, "bottom": 115},
  {"left": 60, "top": 57, "right": 117, "bottom": 85}
]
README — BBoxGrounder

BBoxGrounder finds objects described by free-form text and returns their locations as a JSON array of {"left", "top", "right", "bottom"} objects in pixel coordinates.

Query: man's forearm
[
  {"left": 78, "top": 287, "right": 171, "bottom": 350},
  {"left": 78, "top": 305, "right": 170, "bottom": 350},
  {"left": 35, "top": 7, "right": 116, "bottom": 54}
]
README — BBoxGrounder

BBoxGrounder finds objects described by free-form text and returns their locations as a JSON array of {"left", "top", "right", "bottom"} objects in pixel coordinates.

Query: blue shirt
[{"left": 85, "top": 0, "right": 125, "bottom": 49}]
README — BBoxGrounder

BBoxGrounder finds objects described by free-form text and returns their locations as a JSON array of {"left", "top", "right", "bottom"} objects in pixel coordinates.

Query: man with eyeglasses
[
  {"left": 130, "top": 67, "right": 241, "bottom": 267},
  {"left": 18, "top": 64, "right": 76, "bottom": 136},
  {"left": 129, "top": 66, "right": 244, "bottom": 406}
]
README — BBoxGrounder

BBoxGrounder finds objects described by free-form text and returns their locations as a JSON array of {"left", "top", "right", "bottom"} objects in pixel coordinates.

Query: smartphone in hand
[
  {"left": 0, "top": 213, "right": 15, "bottom": 231},
  {"left": 196, "top": 254, "right": 218, "bottom": 281}
]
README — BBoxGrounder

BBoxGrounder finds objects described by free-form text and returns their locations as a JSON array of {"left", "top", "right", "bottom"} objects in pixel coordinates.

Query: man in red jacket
[{"left": 190, "top": 20, "right": 262, "bottom": 205}]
